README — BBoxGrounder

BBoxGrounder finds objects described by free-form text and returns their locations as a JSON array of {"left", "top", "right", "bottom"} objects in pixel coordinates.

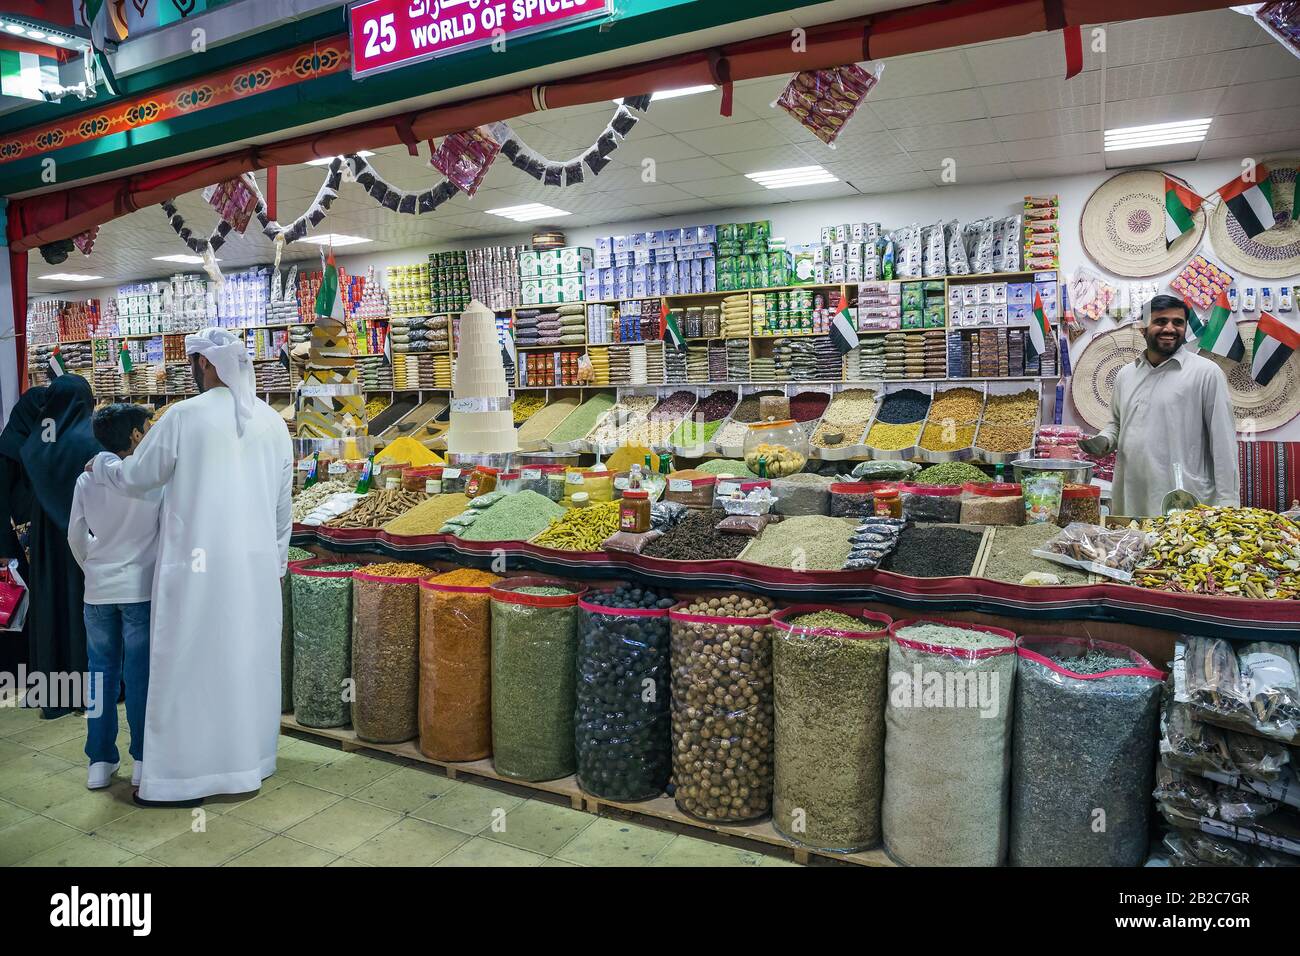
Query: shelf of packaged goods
[
  {"left": 515, "top": 344, "right": 587, "bottom": 351},
  {"left": 279, "top": 717, "right": 890, "bottom": 868},
  {"left": 945, "top": 270, "right": 1058, "bottom": 281}
]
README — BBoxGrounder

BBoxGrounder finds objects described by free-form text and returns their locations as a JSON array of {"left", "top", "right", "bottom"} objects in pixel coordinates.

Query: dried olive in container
[{"left": 669, "top": 593, "right": 776, "bottom": 823}]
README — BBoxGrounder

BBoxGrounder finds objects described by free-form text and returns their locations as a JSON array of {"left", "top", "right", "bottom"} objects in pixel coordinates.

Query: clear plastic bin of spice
[
  {"left": 438, "top": 465, "right": 469, "bottom": 494},
  {"left": 743, "top": 420, "right": 809, "bottom": 478},
  {"left": 402, "top": 465, "right": 439, "bottom": 493},
  {"left": 465, "top": 466, "right": 500, "bottom": 498},
  {"left": 663, "top": 469, "right": 717, "bottom": 509},
  {"left": 959, "top": 482, "right": 1024, "bottom": 525},
  {"left": 899, "top": 484, "right": 964, "bottom": 523},
  {"left": 828, "top": 482, "right": 892, "bottom": 519},
  {"left": 1057, "top": 483, "right": 1101, "bottom": 527},
  {"left": 720, "top": 480, "right": 775, "bottom": 516}
]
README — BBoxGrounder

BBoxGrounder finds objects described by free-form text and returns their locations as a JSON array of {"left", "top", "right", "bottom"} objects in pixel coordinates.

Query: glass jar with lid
[{"left": 742, "top": 420, "right": 809, "bottom": 479}]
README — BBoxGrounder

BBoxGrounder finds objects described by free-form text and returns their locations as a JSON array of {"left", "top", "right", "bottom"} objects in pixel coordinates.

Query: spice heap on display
[{"left": 1135, "top": 507, "right": 1300, "bottom": 599}]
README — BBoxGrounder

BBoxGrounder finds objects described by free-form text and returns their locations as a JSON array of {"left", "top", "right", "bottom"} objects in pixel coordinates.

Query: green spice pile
[
  {"left": 281, "top": 547, "right": 315, "bottom": 712},
  {"left": 547, "top": 391, "right": 617, "bottom": 444},
  {"left": 694, "top": 458, "right": 759, "bottom": 479},
  {"left": 287, "top": 546, "right": 313, "bottom": 562},
  {"left": 915, "top": 461, "right": 990, "bottom": 485},
  {"left": 742, "top": 516, "right": 856, "bottom": 571},
  {"left": 789, "top": 610, "right": 886, "bottom": 631},
  {"left": 455, "top": 490, "right": 567, "bottom": 541},
  {"left": 516, "top": 396, "right": 580, "bottom": 443},
  {"left": 981, "top": 523, "right": 1089, "bottom": 585}
]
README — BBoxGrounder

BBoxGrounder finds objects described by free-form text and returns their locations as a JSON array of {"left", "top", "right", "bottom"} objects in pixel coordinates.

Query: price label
[
  {"left": 668, "top": 478, "right": 693, "bottom": 492},
  {"left": 296, "top": 458, "right": 314, "bottom": 472},
  {"left": 717, "top": 481, "right": 741, "bottom": 497},
  {"left": 566, "top": 472, "right": 585, "bottom": 485},
  {"left": 442, "top": 468, "right": 462, "bottom": 479},
  {"left": 299, "top": 384, "right": 361, "bottom": 398},
  {"left": 520, "top": 468, "right": 542, "bottom": 480},
  {"left": 613, "top": 476, "right": 631, "bottom": 491},
  {"left": 327, "top": 461, "right": 347, "bottom": 475}
]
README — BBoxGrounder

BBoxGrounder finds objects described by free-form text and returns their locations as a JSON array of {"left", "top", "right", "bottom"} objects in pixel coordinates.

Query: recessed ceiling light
[
  {"left": 296, "top": 233, "right": 372, "bottom": 247},
  {"left": 1104, "top": 118, "right": 1212, "bottom": 152},
  {"left": 612, "top": 85, "right": 716, "bottom": 106},
  {"left": 745, "top": 166, "right": 839, "bottom": 189},
  {"left": 26, "top": 30, "right": 45, "bottom": 39},
  {"left": 4, "top": 24, "right": 25, "bottom": 34},
  {"left": 39, "top": 273, "right": 102, "bottom": 282},
  {"left": 305, "top": 151, "right": 373, "bottom": 166},
  {"left": 153, "top": 255, "right": 219, "bottom": 264},
  {"left": 486, "top": 203, "right": 571, "bottom": 223},
  {"left": 48, "top": 35, "right": 66, "bottom": 44}
]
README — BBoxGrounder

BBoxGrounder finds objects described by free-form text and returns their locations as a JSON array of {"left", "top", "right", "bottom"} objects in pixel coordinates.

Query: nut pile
[
  {"left": 292, "top": 479, "right": 356, "bottom": 521},
  {"left": 976, "top": 421, "right": 1035, "bottom": 453},
  {"left": 744, "top": 441, "right": 806, "bottom": 477},
  {"left": 1135, "top": 506, "right": 1300, "bottom": 599},
  {"left": 927, "top": 387, "right": 983, "bottom": 424},
  {"left": 811, "top": 388, "right": 877, "bottom": 447},
  {"left": 982, "top": 389, "right": 1038, "bottom": 424},
  {"left": 670, "top": 593, "right": 776, "bottom": 822}
]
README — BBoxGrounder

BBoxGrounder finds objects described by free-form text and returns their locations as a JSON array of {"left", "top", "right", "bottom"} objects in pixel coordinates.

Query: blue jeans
[{"left": 83, "top": 602, "right": 151, "bottom": 766}]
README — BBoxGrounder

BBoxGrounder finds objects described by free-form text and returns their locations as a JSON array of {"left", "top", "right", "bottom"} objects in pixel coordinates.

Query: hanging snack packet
[
  {"left": 431, "top": 126, "right": 502, "bottom": 197},
  {"left": 774, "top": 62, "right": 884, "bottom": 146}
]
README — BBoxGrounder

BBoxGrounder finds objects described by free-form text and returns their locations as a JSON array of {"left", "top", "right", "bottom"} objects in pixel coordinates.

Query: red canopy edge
[{"left": 6, "top": 0, "right": 1234, "bottom": 251}]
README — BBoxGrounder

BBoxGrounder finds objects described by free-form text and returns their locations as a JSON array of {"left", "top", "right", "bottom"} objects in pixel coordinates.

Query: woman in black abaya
[
  {"left": 18, "top": 375, "right": 102, "bottom": 717},
  {"left": 0, "top": 384, "right": 49, "bottom": 679}
]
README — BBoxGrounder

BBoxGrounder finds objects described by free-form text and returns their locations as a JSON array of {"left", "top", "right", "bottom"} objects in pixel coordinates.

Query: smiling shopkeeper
[{"left": 1079, "top": 294, "right": 1240, "bottom": 517}]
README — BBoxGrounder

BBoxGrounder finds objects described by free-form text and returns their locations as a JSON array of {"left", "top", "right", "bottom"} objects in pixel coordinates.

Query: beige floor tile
[
  {"left": 283, "top": 798, "right": 401, "bottom": 855},
  {"left": 227, "top": 781, "right": 341, "bottom": 832},
  {"left": 649, "top": 834, "right": 768, "bottom": 867},
  {"left": 433, "top": 837, "right": 547, "bottom": 867},
  {"left": 41, "top": 735, "right": 97, "bottom": 765},
  {"left": 347, "top": 816, "right": 467, "bottom": 866},
  {"left": 119, "top": 855, "right": 164, "bottom": 867},
  {"left": 0, "top": 797, "right": 34, "bottom": 830},
  {"left": 3, "top": 764, "right": 89, "bottom": 813},
  {"left": 224, "top": 835, "right": 339, "bottom": 867},
  {"left": 0, "top": 750, "right": 75, "bottom": 791},
  {"left": 18, "top": 833, "right": 138, "bottom": 867},
  {"left": 554, "top": 817, "right": 674, "bottom": 867},
  {"left": 0, "top": 737, "right": 34, "bottom": 764},
  {"left": 411, "top": 781, "right": 523, "bottom": 835},
  {"left": 540, "top": 858, "right": 581, "bottom": 867},
  {"left": 327, "top": 856, "right": 371, "bottom": 867},
  {"left": 93, "top": 806, "right": 201, "bottom": 854},
  {"left": 350, "top": 765, "right": 456, "bottom": 813},
  {"left": 287, "top": 752, "right": 397, "bottom": 796},
  {"left": 146, "top": 815, "right": 274, "bottom": 867},
  {"left": 0, "top": 815, "right": 81, "bottom": 866},
  {"left": 758, "top": 854, "right": 804, "bottom": 867},
  {"left": 483, "top": 799, "right": 595, "bottom": 856},
  {"left": 0, "top": 705, "right": 45, "bottom": 737},
  {"left": 44, "top": 785, "right": 138, "bottom": 832},
  {"left": 7, "top": 715, "right": 87, "bottom": 751}
]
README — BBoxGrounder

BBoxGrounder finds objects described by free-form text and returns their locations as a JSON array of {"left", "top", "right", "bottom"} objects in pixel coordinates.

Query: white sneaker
[
  {"left": 87, "top": 761, "right": 119, "bottom": 790},
  {"left": 131, "top": 761, "right": 142, "bottom": 786}
]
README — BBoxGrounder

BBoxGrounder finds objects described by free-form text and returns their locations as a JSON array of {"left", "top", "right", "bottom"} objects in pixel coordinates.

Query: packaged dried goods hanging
[
  {"left": 351, "top": 563, "right": 431, "bottom": 743},
  {"left": 772, "top": 605, "right": 892, "bottom": 852},
  {"left": 490, "top": 577, "right": 584, "bottom": 781},
  {"left": 290, "top": 561, "right": 361, "bottom": 728},
  {"left": 1009, "top": 636, "right": 1164, "bottom": 867},
  {"left": 959, "top": 482, "right": 1024, "bottom": 525},
  {"left": 1177, "top": 636, "right": 1300, "bottom": 744},
  {"left": 1056, "top": 483, "right": 1101, "bottom": 527},
  {"left": 418, "top": 568, "right": 501, "bottom": 761},
  {"left": 773, "top": 61, "right": 884, "bottom": 146},
  {"left": 669, "top": 593, "right": 776, "bottom": 822},
  {"left": 881, "top": 618, "right": 1017, "bottom": 866},
  {"left": 575, "top": 588, "right": 675, "bottom": 801},
  {"left": 899, "top": 484, "right": 963, "bottom": 523},
  {"left": 1160, "top": 696, "right": 1289, "bottom": 782}
]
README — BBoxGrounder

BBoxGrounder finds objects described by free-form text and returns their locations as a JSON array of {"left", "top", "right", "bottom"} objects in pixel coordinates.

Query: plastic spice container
[
  {"left": 664, "top": 470, "right": 717, "bottom": 508},
  {"left": 874, "top": 488, "right": 902, "bottom": 518},
  {"left": 403, "top": 466, "right": 439, "bottom": 493},
  {"left": 1057, "top": 484, "right": 1101, "bottom": 527},
  {"left": 575, "top": 598, "right": 672, "bottom": 801},
  {"left": 900, "top": 484, "right": 963, "bottom": 523},
  {"left": 959, "top": 482, "right": 1025, "bottom": 526},
  {"left": 418, "top": 571, "right": 499, "bottom": 761},
  {"left": 619, "top": 489, "right": 651, "bottom": 532},
  {"left": 439, "top": 466, "right": 468, "bottom": 494},
  {"left": 465, "top": 466, "right": 500, "bottom": 498},
  {"left": 829, "top": 482, "right": 881, "bottom": 519}
]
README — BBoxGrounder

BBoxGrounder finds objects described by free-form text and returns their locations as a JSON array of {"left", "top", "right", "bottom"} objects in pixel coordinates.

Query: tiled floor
[{"left": 0, "top": 704, "right": 800, "bottom": 867}]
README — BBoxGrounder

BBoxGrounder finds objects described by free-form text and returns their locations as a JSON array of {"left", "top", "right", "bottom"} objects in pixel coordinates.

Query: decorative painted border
[{"left": 0, "top": 40, "right": 349, "bottom": 165}]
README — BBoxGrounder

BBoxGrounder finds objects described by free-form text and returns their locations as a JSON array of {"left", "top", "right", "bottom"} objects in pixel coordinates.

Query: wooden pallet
[{"left": 280, "top": 715, "right": 894, "bottom": 868}]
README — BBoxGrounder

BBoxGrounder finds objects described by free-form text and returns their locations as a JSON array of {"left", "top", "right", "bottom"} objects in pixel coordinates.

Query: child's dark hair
[{"left": 92, "top": 404, "right": 152, "bottom": 455}]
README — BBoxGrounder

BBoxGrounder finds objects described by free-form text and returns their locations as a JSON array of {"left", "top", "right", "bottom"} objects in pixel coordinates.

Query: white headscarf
[{"left": 185, "top": 327, "right": 257, "bottom": 436}]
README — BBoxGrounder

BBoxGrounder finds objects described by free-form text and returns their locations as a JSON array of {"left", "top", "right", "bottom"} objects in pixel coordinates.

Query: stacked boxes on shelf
[
  {"left": 814, "top": 222, "right": 884, "bottom": 284},
  {"left": 115, "top": 282, "right": 169, "bottom": 336},
  {"left": 588, "top": 227, "right": 717, "bottom": 300},
  {"left": 1023, "top": 195, "right": 1060, "bottom": 271},
  {"left": 586, "top": 304, "right": 615, "bottom": 345},
  {"left": 857, "top": 282, "right": 902, "bottom": 331},
  {"left": 427, "top": 250, "right": 470, "bottom": 314},
  {"left": 468, "top": 245, "right": 525, "bottom": 311},
  {"left": 214, "top": 269, "right": 270, "bottom": 328},
  {"left": 521, "top": 350, "right": 582, "bottom": 387},
  {"left": 169, "top": 274, "right": 216, "bottom": 333},
  {"left": 387, "top": 263, "right": 432, "bottom": 317},
  {"left": 25, "top": 302, "right": 63, "bottom": 345},
  {"left": 717, "top": 221, "right": 789, "bottom": 291},
  {"left": 520, "top": 246, "right": 592, "bottom": 305},
  {"left": 751, "top": 288, "right": 835, "bottom": 336},
  {"left": 901, "top": 281, "right": 947, "bottom": 330}
]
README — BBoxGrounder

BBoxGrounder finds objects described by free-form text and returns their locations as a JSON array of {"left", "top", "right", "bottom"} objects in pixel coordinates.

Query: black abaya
[{"left": 0, "top": 386, "right": 48, "bottom": 679}]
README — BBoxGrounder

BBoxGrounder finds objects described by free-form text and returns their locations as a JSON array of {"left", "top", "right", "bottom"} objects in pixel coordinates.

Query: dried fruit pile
[{"left": 1134, "top": 507, "right": 1300, "bottom": 599}]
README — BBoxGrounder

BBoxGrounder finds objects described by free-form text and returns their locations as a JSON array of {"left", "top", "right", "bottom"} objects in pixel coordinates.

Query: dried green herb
[
  {"left": 281, "top": 547, "right": 314, "bottom": 712},
  {"left": 291, "top": 564, "right": 360, "bottom": 728}
]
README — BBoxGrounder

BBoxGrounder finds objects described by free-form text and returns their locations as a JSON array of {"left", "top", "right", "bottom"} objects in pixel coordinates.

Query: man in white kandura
[{"left": 88, "top": 327, "right": 293, "bottom": 805}]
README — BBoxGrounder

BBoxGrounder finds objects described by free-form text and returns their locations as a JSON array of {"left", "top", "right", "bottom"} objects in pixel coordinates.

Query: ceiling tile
[
  {"left": 1218, "top": 77, "right": 1300, "bottom": 114},
  {"left": 869, "top": 50, "right": 977, "bottom": 100},
  {"left": 889, "top": 118, "right": 1002, "bottom": 150},
  {"left": 925, "top": 162, "right": 1015, "bottom": 187},
  {"left": 1011, "top": 153, "right": 1106, "bottom": 178},
  {"left": 636, "top": 92, "right": 757, "bottom": 132},
  {"left": 980, "top": 71, "right": 1101, "bottom": 117},
  {"left": 964, "top": 32, "right": 1097, "bottom": 87},
  {"left": 676, "top": 175, "right": 775, "bottom": 200},
  {"left": 1002, "top": 131, "right": 1099, "bottom": 162},
  {"left": 606, "top": 134, "right": 705, "bottom": 167},
  {"left": 907, "top": 142, "right": 1011, "bottom": 171},
  {"left": 1104, "top": 91, "right": 1226, "bottom": 129},
  {"left": 992, "top": 106, "right": 1100, "bottom": 140},
  {"left": 870, "top": 89, "right": 988, "bottom": 128},
  {"left": 1197, "top": 132, "right": 1300, "bottom": 160},
  {"left": 1103, "top": 141, "right": 1202, "bottom": 169},
  {"left": 676, "top": 120, "right": 795, "bottom": 154},
  {"left": 1104, "top": 8, "right": 1271, "bottom": 68},
  {"left": 1205, "top": 107, "right": 1300, "bottom": 141}
]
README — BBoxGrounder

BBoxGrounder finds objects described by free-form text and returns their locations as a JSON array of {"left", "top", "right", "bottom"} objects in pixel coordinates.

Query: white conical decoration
[{"left": 447, "top": 299, "right": 517, "bottom": 454}]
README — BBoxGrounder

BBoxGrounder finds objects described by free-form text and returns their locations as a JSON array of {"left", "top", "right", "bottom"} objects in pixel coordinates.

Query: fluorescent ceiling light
[
  {"left": 1104, "top": 118, "right": 1211, "bottom": 152},
  {"left": 486, "top": 203, "right": 571, "bottom": 223},
  {"left": 153, "top": 255, "right": 218, "bottom": 265},
  {"left": 26, "top": 30, "right": 45, "bottom": 39},
  {"left": 39, "top": 273, "right": 102, "bottom": 282},
  {"left": 4, "top": 24, "right": 25, "bottom": 34},
  {"left": 746, "top": 165, "right": 839, "bottom": 189},
  {"left": 613, "top": 85, "right": 716, "bottom": 105},
  {"left": 305, "top": 151, "right": 373, "bottom": 166},
  {"left": 48, "top": 35, "right": 66, "bottom": 44},
  {"left": 296, "top": 233, "right": 371, "bottom": 247}
]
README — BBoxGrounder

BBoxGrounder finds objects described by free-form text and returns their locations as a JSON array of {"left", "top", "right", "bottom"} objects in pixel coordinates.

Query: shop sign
[{"left": 349, "top": 0, "right": 611, "bottom": 77}]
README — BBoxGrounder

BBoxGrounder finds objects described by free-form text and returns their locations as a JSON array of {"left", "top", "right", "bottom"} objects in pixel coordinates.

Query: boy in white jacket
[{"left": 68, "top": 404, "right": 162, "bottom": 790}]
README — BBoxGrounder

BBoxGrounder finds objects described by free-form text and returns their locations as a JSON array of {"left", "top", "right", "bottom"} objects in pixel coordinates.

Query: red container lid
[
  {"left": 739, "top": 480, "right": 771, "bottom": 491},
  {"left": 875, "top": 487, "right": 899, "bottom": 500},
  {"left": 623, "top": 489, "right": 649, "bottom": 500},
  {"left": 1062, "top": 484, "right": 1101, "bottom": 499},
  {"left": 476, "top": 466, "right": 501, "bottom": 475},
  {"left": 964, "top": 481, "right": 1021, "bottom": 497}
]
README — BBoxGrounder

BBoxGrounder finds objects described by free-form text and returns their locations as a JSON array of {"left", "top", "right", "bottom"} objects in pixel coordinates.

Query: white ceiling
[{"left": 30, "top": 7, "right": 1300, "bottom": 291}]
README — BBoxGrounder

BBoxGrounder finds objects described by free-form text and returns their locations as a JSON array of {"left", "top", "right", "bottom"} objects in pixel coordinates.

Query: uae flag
[
  {"left": 48, "top": 345, "right": 67, "bottom": 377},
  {"left": 117, "top": 344, "right": 133, "bottom": 375},
  {"left": 1251, "top": 312, "right": 1300, "bottom": 387},
  {"left": 383, "top": 326, "right": 394, "bottom": 365},
  {"left": 1028, "top": 290, "right": 1052, "bottom": 358},
  {"left": 1180, "top": 297, "right": 1207, "bottom": 342},
  {"left": 1198, "top": 290, "right": 1245, "bottom": 362},
  {"left": 0, "top": 50, "right": 58, "bottom": 101},
  {"left": 1217, "top": 166, "right": 1275, "bottom": 239},
  {"left": 1164, "top": 176, "right": 1203, "bottom": 247},
  {"left": 660, "top": 302, "right": 686, "bottom": 352},
  {"left": 829, "top": 297, "right": 859, "bottom": 354},
  {"left": 313, "top": 250, "right": 343, "bottom": 320}
]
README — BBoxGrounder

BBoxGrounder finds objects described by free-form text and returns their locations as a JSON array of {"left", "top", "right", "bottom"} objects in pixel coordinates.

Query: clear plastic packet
[
  {"left": 1241, "top": 642, "right": 1300, "bottom": 727},
  {"left": 1032, "top": 522, "right": 1152, "bottom": 582},
  {"left": 601, "top": 529, "right": 664, "bottom": 554},
  {"left": 851, "top": 459, "right": 920, "bottom": 482},
  {"left": 1160, "top": 697, "right": 1235, "bottom": 777},
  {"left": 430, "top": 126, "right": 501, "bottom": 197},
  {"left": 1154, "top": 762, "right": 1218, "bottom": 818},
  {"left": 1161, "top": 828, "right": 1269, "bottom": 867},
  {"left": 945, "top": 220, "right": 970, "bottom": 276},
  {"left": 469, "top": 490, "right": 506, "bottom": 509},
  {"left": 290, "top": 560, "right": 361, "bottom": 729},
  {"left": 650, "top": 500, "right": 689, "bottom": 532},
  {"left": 716, "top": 514, "right": 772, "bottom": 536},
  {"left": 773, "top": 61, "right": 884, "bottom": 146},
  {"left": 1178, "top": 637, "right": 1300, "bottom": 743},
  {"left": 1022, "top": 472, "right": 1064, "bottom": 524},
  {"left": 1217, "top": 785, "right": 1280, "bottom": 824}
]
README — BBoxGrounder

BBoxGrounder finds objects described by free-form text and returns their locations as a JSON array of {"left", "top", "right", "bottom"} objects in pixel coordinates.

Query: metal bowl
[{"left": 1010, "top": 457, "right": 1094, "bottom": 485}]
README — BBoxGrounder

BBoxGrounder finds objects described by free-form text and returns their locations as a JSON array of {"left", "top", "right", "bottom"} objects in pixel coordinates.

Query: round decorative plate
[
  {"left": 1208, "top": 156, "right": 1300, "bottom": 279},
  {"left": 1081, "top": 170, "right": 1206, "bottom": 277},
  {"left": 1204, "top": 320, "right": 1300, "bottom": 434},
  {"left": 1069, "top": 324, "right": 1146, "bottom": 430}
]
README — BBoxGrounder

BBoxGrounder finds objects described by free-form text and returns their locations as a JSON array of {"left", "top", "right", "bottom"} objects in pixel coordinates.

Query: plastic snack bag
[
  {"left": 430, "top": 126, "right": 501, "bottom": 197},
  {"left": 1022, "top": 471, "right": 1064, "bottom": 524},
  {"left": 773, "top": 62, "right": 885, "bottom": 146}
]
